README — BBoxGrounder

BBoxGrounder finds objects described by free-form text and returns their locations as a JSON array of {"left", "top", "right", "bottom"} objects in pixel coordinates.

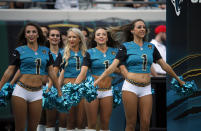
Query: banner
[{"left": 167, "top": 1, "right": 201, "bottom": 130}]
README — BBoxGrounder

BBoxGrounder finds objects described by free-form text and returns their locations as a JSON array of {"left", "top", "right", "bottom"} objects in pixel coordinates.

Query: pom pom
[
  {"left": 42, "top": 86, "right": 58, "bottom": 109},
  {"left": 0, "top": 83, "right": 14, "bottom": 107},
  {"left": 42, "top": 85, "right": 73, "bottom": 112},
  {"left": 55, "top": 96, "right": 72, "bottom": 113},
  {"left": 83, "top": 75, "right": 98, "bottom": 102},
  {"left": 62, "top": 82, "right": 85, "bottom": 106},
  {"left": 112, "top": 86, "right": 122, "bottom": 108},
  {"left": 170, "top": 76, "right": 198, "bottom": 96}
]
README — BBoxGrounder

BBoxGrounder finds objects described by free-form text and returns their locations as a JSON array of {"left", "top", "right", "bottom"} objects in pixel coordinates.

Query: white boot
[
  {"left": 37, "top": 124, "right": 46, "bottom": 131},
  {"left": 85, "top": 129, "right": 96, "bottom": 131},
  {"left": 59, "top": 127, "right": 67, "bottom": 131},
  {"left": 46, "top": 127, "right": 55, "bottom": 131}
]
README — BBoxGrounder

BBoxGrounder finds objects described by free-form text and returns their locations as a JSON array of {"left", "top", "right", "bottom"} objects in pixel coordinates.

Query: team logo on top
[
  {"left": 42, "top": 50, "right": 47, "bottom": 54},
  {"left": 148, "top": 45, "right": 152, "bottom": 49},
  {"left": 111, "top": 51, "right": 116, "bottom": 55},
  {"left": 171, "top": 0, "right": 184, "bottom": 16}
]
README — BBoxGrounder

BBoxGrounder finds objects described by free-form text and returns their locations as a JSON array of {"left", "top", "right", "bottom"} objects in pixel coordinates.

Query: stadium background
[{"left": 0, "top": 8, "right": 171, "bottom": 131}]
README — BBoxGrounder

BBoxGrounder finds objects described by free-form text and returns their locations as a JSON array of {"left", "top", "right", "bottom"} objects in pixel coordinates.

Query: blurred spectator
[
  {"left": 133, "top": 0, "right": 146, "bottom": 8},
  {"left": 145, "top": 0, "right": 158, "bottom": 8},
  {"left": 9, "top": 1, "right": 48, "bottom": 9},
  {"left": 9, "top": 2, "right": 24, "bottom": 9},
  {"left": 145, "top": 0, "right": 166, "bottom": 9},
  {"left": 114, "top": 0, "right": 134, "bottom": 8},
  {"left": 0, "top": 2, "right": 29, "bottom": 9},
  {"left": 94, "top": 0, "right": 113, "bottom": 9},
  {"left": 46, "top": 0, "right": 56, "bottom": 9},
  {"left": 0, "top": 2, "right": 10, "bottom": 9},
  {"left": 30, "top": 0, "right": 48, "bottom": 9},
  {"left": 114, "top": 0, "right": 165, "bottom": 9},
  {"left": 150, "top": 25, "right": 166, "bottom": 76},
  {"left": 55, "top": 0, "right": 79, "bottom": 10},
  {"left": 158, "top": 0, "right": 166, "bottom": 9},
  {"left": 114, "top": 0, "right": 148, "bottom": 9}
]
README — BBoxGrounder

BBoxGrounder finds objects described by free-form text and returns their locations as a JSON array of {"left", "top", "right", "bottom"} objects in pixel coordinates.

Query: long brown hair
[
  {"left": 17, "top": 22, "right": 46, "bottom": 47},
  {"left": 88, "top": 27, "right": 119, "bottom": 48},
  {"left": 108, "top": 19, "right": 148, "bottom": 44},
  {"left": 46, "top": 28, "right": 64, "bottom": 49}
]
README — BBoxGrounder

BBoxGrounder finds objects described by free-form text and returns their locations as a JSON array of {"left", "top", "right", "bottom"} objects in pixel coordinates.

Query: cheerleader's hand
[
  {"left": 58, "top": 89, "right": 62, "bottom": 97},
  {"left": 179, "top": 80, "right": 185, "bottom": 87},
  {"left": 45, "top": 88, "right": 50, "bottom": 93},
  {"left": 0, "top": 81, "right": 3, "bottom": 91},
  {"left": 93, "top": 80, "right": 98, "bottom": 87}
]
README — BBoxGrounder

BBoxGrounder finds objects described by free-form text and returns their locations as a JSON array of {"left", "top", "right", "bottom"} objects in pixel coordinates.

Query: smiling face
[
  {"left": 94, "top": 28, "right": 108, "bottom": 46},
  {"left": 67, "top": 31, "right": 80, "bottom": 48},
  {"left": 131, "top": 20, "right": 146, "bottom": 40},
  {"left": 25, "top": 25, "right": 39, "bottom": 44},
  {"left": 48, "top": 29, "right": 61, "bottom": 47}
]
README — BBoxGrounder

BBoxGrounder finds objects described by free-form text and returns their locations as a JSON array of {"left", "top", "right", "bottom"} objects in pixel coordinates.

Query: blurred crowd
[{"left": 0, "top": 0, "right": 166, "bottom": 10}]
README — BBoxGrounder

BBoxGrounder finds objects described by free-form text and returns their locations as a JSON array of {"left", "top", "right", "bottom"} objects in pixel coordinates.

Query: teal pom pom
[
  {"left": 42, "top": 86, "right": 57, "bottom": 109},
  {"left": 112, "top": 86, "right": 122, "bottom": 108},
  {"left": 42, "top": 85, "right": 73, "bottom": 112},
  {"left": 170, "top": 76, "right": 198, "bottom": 96},
  {"left": 83, "top": 75, "right": 98, "bottom": 102},
  {"left": 0, "top": 83, "right": 14, "bottom": 107},
  {"left": 62, "top": 82, "right": 84, "bottom": 106},
  {"left": 55, "top": 96, "right": 72, "bottom": 113}
]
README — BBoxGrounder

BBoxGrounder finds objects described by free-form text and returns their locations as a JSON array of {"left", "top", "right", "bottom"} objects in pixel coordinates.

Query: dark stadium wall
[
  {"left": 167, "top": 0, "right": 201, "bottom": 130},
  {"left": 0, "top": 21, "right": 9, "bottom": 78}
]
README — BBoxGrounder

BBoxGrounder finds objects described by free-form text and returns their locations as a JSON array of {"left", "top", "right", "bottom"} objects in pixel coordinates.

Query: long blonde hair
[{"left": 63, "top": 28, "right": 87, "bottom": 67}]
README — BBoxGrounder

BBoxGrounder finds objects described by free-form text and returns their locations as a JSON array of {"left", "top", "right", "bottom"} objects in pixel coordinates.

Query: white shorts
[
  {"left": 122, "top": 80, "right": 152, "bottom": 97},
  {"left": 12, "top": 84, "right": 43, "bottom": 102},
  {"left": 97, "top": 89, "right": 113, "bottom": 99}
]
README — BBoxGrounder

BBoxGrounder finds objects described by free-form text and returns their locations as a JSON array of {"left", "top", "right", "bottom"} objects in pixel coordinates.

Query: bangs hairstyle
[
  {"left": 46, "top": 28, "right": 64, "bottom": 48},
  {"left": 88, "top": 27, "right": 119, "bottom": 48},
  {"left": 63, "top": 28, "right": 87, "bottom": 67},
  {"left": 17, "top": 22, "right": 46, "bottom": 47}
]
